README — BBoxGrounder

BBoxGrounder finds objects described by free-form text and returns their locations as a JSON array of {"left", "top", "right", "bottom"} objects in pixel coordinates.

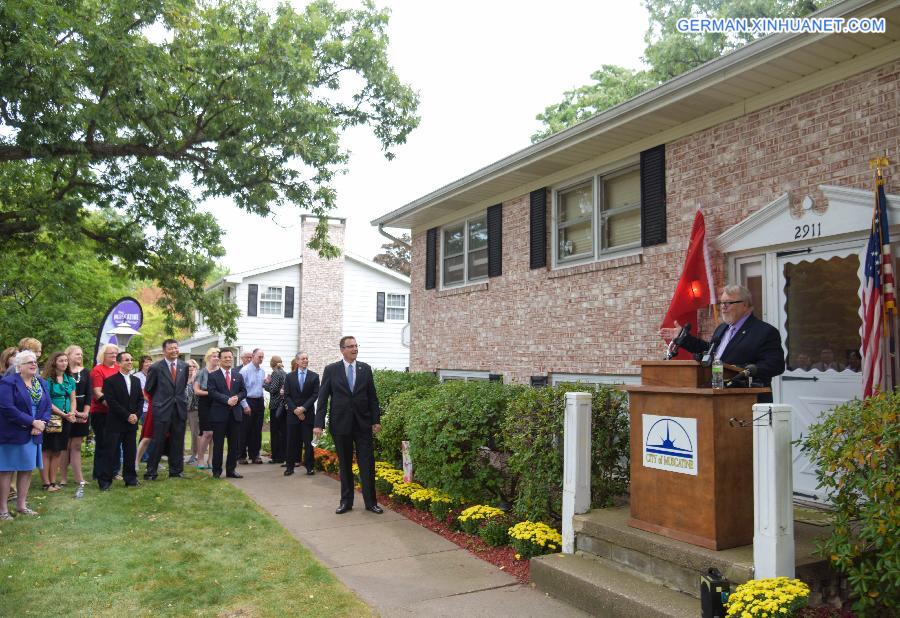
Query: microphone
[
  {"left": 664, "top": 323, "right": 692, "bottom": 360},
  {"left": 726, "top": 364, "right": 757, "bottom": 387},
  {"left": 700, "top": 326, "right": 725, "bottom": 367}
]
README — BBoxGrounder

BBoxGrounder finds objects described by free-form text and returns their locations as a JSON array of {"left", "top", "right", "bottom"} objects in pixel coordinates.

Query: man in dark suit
[
  {"left": 206, "top": 349, "right": 247, "bottom": 479},
  {"left": 98, "top": 352, "right": 142, "bottom": 490},
  {"left": 675, "top": 284, "right": 785, "bottom": 402},
  {"left": 283, "top": 352, "right": 319, "bottom": 476},
  {"left": 144, "top": 338, "right": 189, "bottom": 480},
  {"left": 315, "top": 336, "right": 383, "bottom": 514}
]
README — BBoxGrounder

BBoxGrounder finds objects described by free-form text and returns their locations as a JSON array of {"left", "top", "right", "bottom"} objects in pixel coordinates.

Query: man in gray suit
[{"left": 144, "top": 339, "right": 189, "bottom": 480}]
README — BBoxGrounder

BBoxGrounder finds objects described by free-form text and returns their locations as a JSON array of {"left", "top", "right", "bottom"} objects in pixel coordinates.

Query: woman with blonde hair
[
  {"left": 90, "top": 344, "right": 121, "bottom": 480},
  {"left": 192, "top": 347, "right": 219, "bottom": 469},
  {"left": 59, "top": 345, "right": 90, "bottom": 495}
]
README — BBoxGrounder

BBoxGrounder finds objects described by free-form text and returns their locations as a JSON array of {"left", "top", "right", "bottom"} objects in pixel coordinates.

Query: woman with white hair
[{"left": 0, "top": 350, "right": 52, "bottom": 519}]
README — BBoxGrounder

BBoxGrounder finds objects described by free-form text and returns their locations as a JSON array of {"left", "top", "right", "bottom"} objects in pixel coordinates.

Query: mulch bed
[{"left": 320, "top": 471, "right": 529, "bottom": 583}]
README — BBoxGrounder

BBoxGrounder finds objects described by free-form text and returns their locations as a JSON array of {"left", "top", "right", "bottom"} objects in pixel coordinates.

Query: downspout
[{"left": 378, "top": 224, "right": 412, "bottom": 249}]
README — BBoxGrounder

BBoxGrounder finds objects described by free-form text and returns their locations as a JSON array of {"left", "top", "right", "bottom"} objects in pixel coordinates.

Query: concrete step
[
  {"left": 574, "top": 506, "right": 754, "bottom": 597},
  {"left": 531, "top": 552, "right": 699, "bottom": 618}
]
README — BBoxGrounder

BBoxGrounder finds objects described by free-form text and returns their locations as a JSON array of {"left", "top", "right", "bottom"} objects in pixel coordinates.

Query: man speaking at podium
[{"left": 665, "top": 285, "right": 785, "bottom": 403}]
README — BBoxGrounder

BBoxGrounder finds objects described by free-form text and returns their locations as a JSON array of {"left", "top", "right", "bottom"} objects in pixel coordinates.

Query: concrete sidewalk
[{"left": 229, "top": 464, "right": 588, "bottom": 617}]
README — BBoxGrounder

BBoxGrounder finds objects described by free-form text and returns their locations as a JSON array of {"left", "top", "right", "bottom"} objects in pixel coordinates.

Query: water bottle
[
  {"left": 711, "top": 358, "right": 724, "bottom": 390},
  {"left": 311, "top": 434, "right": 320, "bottom": 448}
]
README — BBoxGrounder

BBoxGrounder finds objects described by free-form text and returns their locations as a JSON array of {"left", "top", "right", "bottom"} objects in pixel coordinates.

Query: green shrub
[
  {"left": 406, "top": 380, "right": 524, "bottom": 504},
  {"left": 503, "top": 384, "right": 630, "bottom": 524},
  {"left": 373, "top": 369, "right": 439, "bottom": 407},
  {"left": 479, "top": 517, "right": 512, "bottom": 547},
  {"left": 429, "top": 497, "right": 452, "bottom": 521},
  {"left": 375, "top": 386, "right": 432, "bottom": 466},
  {"left": 800, "top": 391, "right": 899, "bottom": 616}
]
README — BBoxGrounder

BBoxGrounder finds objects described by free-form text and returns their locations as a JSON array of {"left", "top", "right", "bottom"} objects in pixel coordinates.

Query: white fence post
[
  {"left": 562, "top": 392, "right": 592, "bottom": 554},
  {"left": 753, "top": 403, "right": 795, "bottom": 578}
]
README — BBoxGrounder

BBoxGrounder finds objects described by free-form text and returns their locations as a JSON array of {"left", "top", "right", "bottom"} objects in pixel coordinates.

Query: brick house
[{"left": 373, "top": 0, "right": 900, "bottom": 502}]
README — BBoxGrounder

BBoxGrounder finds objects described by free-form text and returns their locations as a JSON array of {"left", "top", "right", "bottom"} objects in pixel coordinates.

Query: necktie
[
  {"left": 347, "top": 363, "right": 354, "bottom": 391},
  {"left": 225, "top": 370, "right": 232, "bottom": 390},
  {"left": 170, "top": 361, "right": 177, "bottom": 381},
  {"left": 300, "top": 370, "right": 305, "bottom": 390}
]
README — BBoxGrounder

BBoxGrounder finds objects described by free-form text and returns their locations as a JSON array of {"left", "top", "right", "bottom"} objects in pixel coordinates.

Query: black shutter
[
  {"left": 529, "top": 188, "right": 547, "bottom": 269},
  {"left": 407, "top": 294, "right": 411, "bottom": 322},
  {"left": 247, "top": 284, "right": 258, "bottom": 317},
  {"left": 425, "top": 227, "right": 437, "bottom": 290},
  {"left": 530, "top": 376, "right": 548, "bottom": 387},
  {"left": 640, "top": 144, "right": 667, "bottom": 247},
  {"left": 489, "top": 373, "right": 503, "bottom": 382},
  {"left": 284, "top": 286, "right": 294, "bottom": 318},
  {"left": 487, "top": 203, "right": 502, "bottom": 278},
  {"left": 376, "top": 292, "right": 385, "bottom": 322}
]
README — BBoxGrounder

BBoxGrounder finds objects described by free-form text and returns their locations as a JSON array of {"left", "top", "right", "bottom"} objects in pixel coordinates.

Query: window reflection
[{"left": 784, "top": 255, "right": 861, "bottom": 372}]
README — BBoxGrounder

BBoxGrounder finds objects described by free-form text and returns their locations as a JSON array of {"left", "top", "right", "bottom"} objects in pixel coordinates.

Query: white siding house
[{"left": 166, "top": 217, "right": 410, "bottom": 375}]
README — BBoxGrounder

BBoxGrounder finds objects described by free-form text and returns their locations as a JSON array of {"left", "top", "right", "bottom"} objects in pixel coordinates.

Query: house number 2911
[{"left": 794, "top": 223, "right": 822, "bottom": 240}]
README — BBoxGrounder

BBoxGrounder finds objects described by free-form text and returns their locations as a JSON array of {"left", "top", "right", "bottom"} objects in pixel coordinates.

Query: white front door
[{"left": 776, "top": 243, "right": 863, "bottom": 504}]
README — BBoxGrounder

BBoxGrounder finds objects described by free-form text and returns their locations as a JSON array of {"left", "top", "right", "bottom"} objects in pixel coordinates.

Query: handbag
[{"left": 46, "top": 415, "right": 63, "bottom": 434}]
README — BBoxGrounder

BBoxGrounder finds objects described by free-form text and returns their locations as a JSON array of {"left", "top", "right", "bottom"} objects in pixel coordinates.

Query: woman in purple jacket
[{"left": 0, "top": 350, "right": 52, "bottom": 519}]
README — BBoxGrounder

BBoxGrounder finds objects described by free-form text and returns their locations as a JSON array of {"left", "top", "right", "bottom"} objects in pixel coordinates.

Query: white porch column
[
  {"left": 562, "top": 392, "right": 592, "bottom": 554},
  {"left": 753, "top": 403, "right": 795, "bottom": 578}
]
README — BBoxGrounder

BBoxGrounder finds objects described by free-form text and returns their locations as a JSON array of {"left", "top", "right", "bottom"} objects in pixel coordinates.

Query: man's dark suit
[
  {"left": 207, "top": 368, "right": 247, "bottom": 477},
  {"left": 98, "top": 372, "right": 142, "bottom": 487},
  {"left": 145, "top": 357, "right": 189, "bottom": 477},
  {"left": 680, "top": 313, "right": 785, "bottom": 402},
  {"left": 284, "top": 368, "right": 319, "bottom": 473},
  {"left": 315, "top": 360, "right": 380, "bottom": 508}
]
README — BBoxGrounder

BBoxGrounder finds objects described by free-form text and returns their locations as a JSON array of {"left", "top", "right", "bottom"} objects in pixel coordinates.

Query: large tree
[
  {"left": 0, "top": 0, "right": 419, "bottom": 338},
  {"left": 532, "top": 0, "right": 821, "bottom": 142}
]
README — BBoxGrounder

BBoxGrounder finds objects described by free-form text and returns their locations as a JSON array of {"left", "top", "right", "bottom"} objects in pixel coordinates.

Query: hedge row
[{"left": 372, "top": 371, "right": 630, "bottom": 525}]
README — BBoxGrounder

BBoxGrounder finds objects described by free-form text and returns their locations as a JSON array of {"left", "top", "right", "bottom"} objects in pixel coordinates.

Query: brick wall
[
  {"left": 410, "top": 60, "right": 900, "bottom": 384},
  {"left": 299, "top": 216, "right": 346, "bottom": 376}
]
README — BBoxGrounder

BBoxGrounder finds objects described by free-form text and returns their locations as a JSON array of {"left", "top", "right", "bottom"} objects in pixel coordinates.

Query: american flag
[{"left": 861, "top": 174, "right": 895, "bottom": 398}]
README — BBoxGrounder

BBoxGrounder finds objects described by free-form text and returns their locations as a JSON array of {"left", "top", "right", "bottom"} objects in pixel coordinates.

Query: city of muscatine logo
[{"left": 645, "top": 418, "right": 694, "bottom": 469}]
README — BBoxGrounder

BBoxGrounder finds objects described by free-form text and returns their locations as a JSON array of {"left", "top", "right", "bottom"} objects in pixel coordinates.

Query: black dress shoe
[
  {"left": 98, "top": 483, "right": 111, "bottom": 491},
  {"left": 212, "top": 473, "right": 221, "bottom": 479},
  {"left": 335, "top": 503, "right": 352, "bottom": 514},
  {"left": 143, "top": 474, "right": 157, "bottom": 481},
  {"left": 252, "top": 458, "right": 264, "bottom": 464},
  {"left": 365, "top": 505, "right": 384, "bottom": 514},
  {"left": 125, "top": 482, "right": 140, "bottom": 487},
  {"left": 169, "top": 472, "right": 185, "bottom": 478},
  {"left": 306, "top": 470, "right": 315, "bottom": 476},
  {"left": 284, "top": 468, "right": 294, "bottom": 476},
  {"left": 226, "top": 472, "right": 243, "bottom": 479}
]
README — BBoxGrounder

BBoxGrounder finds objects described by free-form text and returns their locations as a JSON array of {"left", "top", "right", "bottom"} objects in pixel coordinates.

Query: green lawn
[{"left": 0, "top": 460, "right": 369, "bottom": 617}]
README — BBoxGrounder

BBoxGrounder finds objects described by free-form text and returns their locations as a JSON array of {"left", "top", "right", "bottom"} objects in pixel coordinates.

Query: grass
[{"left": 0, "top": 459, "right": 370, "bottom": 617}]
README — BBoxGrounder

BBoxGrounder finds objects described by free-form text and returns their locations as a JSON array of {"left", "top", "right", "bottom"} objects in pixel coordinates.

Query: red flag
[{"left": 661, "top": 207, "right": 716, "bottom": 358}]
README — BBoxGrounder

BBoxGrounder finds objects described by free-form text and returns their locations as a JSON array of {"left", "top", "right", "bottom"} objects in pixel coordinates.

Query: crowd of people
[{"left": 0, "top": 334, "right": 384, "bottom": 519}]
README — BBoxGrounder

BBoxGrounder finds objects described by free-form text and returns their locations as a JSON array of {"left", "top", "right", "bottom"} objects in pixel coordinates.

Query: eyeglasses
[{"left": 719, "top": 300, "right": 745, "bottom": 307}]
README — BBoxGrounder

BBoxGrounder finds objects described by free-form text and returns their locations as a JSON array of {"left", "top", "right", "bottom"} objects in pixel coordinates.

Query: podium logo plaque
[{"left": 642, "top": 415, "right": 698, "bottom": 476}]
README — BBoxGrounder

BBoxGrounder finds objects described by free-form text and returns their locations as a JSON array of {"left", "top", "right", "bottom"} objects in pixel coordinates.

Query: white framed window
[
  {"left": 442, "top": 213, "right": 488, "bottom": 287},
  {"left": 385, "top": 293, "right": 407, "bottom": 321},
  {"left": 439, "top": 370, "right": 490, "bottom": 382},
  {"left": 258, "top": 286, "right": 283, "bottom": 316},
  {"left": 554, "top": 165, "right": 641, "bottom": 265}
]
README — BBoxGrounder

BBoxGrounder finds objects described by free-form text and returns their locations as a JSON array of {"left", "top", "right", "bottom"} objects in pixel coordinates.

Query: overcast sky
[{"left": 214, "top": 0, "right": 650, "bottom": 272}]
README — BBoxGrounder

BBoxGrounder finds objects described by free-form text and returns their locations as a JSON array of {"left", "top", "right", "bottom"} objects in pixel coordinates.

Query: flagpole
[{"left": 870, "top": 155, "right": 896, "bottom": 391}]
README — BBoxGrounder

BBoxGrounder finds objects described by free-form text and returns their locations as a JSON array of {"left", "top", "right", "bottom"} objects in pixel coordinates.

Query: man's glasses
[{"left": 719, "top": 300, "right": 745, "bottom": 307}]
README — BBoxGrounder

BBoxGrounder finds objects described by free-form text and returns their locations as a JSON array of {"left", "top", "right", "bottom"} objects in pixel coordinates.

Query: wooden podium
[{"left": 622, "top": 361, "right": 770, "bottom": 550}]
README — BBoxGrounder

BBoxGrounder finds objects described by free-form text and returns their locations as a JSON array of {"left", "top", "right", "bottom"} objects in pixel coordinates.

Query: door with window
[{"left": 776, "top": 244, "right": 863, "bottom": 504}]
